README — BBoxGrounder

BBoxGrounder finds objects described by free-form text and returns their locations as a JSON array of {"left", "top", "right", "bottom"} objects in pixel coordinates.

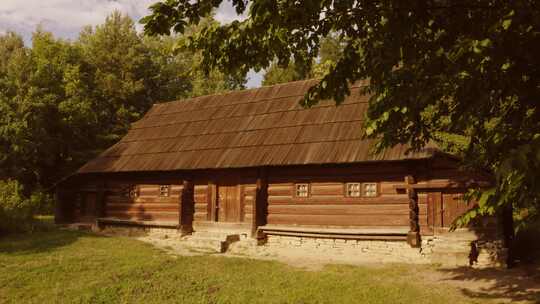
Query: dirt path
[
  {"left": 138, "top": 234, "right": 540, "bottom": 304},
  {"left": 420, "top": 264, "right": 540, "bottom": 304}
]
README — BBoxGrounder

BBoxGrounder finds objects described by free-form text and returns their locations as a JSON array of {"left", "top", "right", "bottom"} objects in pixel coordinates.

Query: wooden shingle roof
[{"left": 78, "top": 79, "right": 437, "bottom": 173}]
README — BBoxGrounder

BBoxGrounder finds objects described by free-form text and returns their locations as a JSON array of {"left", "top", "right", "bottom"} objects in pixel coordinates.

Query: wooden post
[
  {"left": 95, "top": 181, "right": 106, "bottom": 218},
  {"left": 405, "top": 175, "right": 421, "bottom": 248},
  {"left": 54, "top": 188, "right": 75, "bottom": 224},
  {"left": 252, "top": 171, "right": 268, "bottom": 239},
  {"left": 95, "top": 181, "right": 105, "bottom": 229},
  {"left": 208, "top": 181, "right": 217, "bottom": 221},
  {"left": 179, "top": 180, "right": 194, "bottom": 235}
]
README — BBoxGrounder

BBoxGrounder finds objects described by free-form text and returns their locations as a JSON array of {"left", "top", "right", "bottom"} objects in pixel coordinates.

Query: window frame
[
  {"left": 129, "top": 185, "right": 139, "bottom": 199},
  {"left": 362, "top": 182, "right": 379, "bottom": 198},
  {"left": 122, "top": 185, "right": 139, "bottom": 199},
  {"left": 345, "top": 182, "right": 362, "bottom": 198},
  {"left": 294, "top": 183, "right": 310, "bottom": 198},
  {"left": 159, "top": 185, "right": 170, "bottom": 197}
]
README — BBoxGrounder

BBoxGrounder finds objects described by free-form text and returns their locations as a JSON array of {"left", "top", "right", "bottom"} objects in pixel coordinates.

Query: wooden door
[
  {"left": 216, "top": 183, "right": 241, "bottom": 222},
  {"left": 428, "top": 191, "right": 472, "bottom": 228},
  {"left": 442, "top": 192, "right": 471, "bottom": 226},
  {"left": 428, "top": 192, "right": 444, "bottom": 228}
]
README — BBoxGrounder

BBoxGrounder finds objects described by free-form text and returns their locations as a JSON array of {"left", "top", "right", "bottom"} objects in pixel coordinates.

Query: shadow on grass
[
  {"left": 438, "top": 264, "right": 540, "bottom": 303},
  {"left": 0, "top": 227, "right": 106, "bottom": 255}
]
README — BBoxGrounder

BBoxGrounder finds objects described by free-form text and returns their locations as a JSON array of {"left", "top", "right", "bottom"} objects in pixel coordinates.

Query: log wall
[
  {"left": 104, "top": 182, "right": 182, "bottom": 222},
  {"left": 262, "top": 163, "right": 456, "bottom": 234},
  {"left": 243, "top": 184, "right": 256, "bottom": 224},
  {"left": 194, "top": 184, "right": 209, "bottom": 221},
  {"left": 266, "top": 180, "right": 428, "bottom": 229},
  {"left": 64, "top": 156, "right": 485, "bottom": 233}
]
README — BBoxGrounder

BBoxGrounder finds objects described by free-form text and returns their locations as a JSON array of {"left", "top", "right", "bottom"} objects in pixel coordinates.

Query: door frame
[{"left": 209, "top": 179, "right": 243, "bottom": 223}]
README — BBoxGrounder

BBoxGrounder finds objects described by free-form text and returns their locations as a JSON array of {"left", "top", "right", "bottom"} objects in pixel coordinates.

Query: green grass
[{"left": 0, "top": 230, "right": 491, "bottom": 304}]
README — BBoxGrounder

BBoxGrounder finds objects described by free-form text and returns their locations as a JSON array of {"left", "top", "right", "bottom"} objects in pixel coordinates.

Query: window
[
  {"left": 295, "top": 183, "right": 309, "bottom": 197},
  {"left": 122, "top": 185, "right": 138, "bottom": 198},
  {"left": 363, "top": 183, "right": 378, "bottom": 197},
  {"left": 129, "top": 185, "right": 139, "bottom": 198},
  {"left": 346, "top": 183, "right": 361, "bottom": 197},
  {"left": 159, "top": 185, "right": 170, "bottom": 197}
]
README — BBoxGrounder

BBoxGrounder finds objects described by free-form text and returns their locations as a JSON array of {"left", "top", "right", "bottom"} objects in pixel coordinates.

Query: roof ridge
[
  {"left": 151, "top": 78, "right": 321, "bottom": 108},
  {"left": 132, "top": 101, "right": 367, "bottom": 130},
  {"left": 76, "top": 79, "right": 436, "bottom": 174}
]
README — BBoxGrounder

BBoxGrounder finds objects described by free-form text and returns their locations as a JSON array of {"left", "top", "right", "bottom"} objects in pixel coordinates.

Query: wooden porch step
[
  {"left": 192, "top": 221, "right": 250, "bottom": 234},
  {"left": 62, "top": 223, "right": 93, "bottom": 231},
  {"left": 183, "top": 231, "right": 241, "bottom": 253}
]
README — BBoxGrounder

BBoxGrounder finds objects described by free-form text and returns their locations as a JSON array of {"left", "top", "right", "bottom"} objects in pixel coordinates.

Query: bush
[
  {"left": 30, "top": 190, "right": 55, "bottom": 215},
  {"left": 0, "top": 179, "right": 37, "bottom": 234}
]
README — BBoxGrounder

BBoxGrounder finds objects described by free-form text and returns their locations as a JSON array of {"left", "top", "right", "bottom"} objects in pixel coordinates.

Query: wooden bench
[
  {"left": 258, "top": 225, "right": 409, "bottom": 241},
  {"left": 96, "top": 217, "right": 179, "bottom": 228}
]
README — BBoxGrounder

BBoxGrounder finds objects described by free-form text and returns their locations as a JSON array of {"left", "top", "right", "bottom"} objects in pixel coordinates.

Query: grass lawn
[{"left": 0, "top": 229, "right": 511, "bottom": 304}]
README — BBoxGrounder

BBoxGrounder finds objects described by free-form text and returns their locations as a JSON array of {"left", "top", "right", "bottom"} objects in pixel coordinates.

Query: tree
[
  {"left": 142, "top": 1, "right": 540, "bottom": 227},
  {"left": 0, "top": 30, "right": 91, "bottom": 189},
  {"left": 262, "top": 60, "right": 309, "bottom": 86},
  {"left": 262, "top": 33, "right": 344, "bottom": 86},
  {"left": 0, "top": 12, "right": 246, "bottom": 195},
  {"left": 78, "top": 11, "right": 158, "bottom": 141},
  {"left": 175, "top": 17, "right": 246, "bottom": 96}
]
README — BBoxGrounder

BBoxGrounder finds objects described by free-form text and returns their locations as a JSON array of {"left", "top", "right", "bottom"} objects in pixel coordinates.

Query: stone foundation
[
  {"left": 254, "top": 235, "right": 427, "bottom": 264},
  {"left": 256, "top": 229, "right": 506, "bottom": 267},
  {"left": 96, "top": 224, "right": 506, "bottom": 267},
  {"left": 100, "top": 224, "right": 181, "bottom": 239}
]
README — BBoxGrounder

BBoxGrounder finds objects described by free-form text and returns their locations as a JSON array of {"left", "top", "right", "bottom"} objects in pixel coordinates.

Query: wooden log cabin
[{"left": 56, "top": 79, "right": 504, "bottom": 265}]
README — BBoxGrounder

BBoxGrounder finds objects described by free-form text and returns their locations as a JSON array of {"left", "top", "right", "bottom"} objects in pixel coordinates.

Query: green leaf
[
  {"left": 477, "top": 188, "right": 495, "bottom": 208},
  {"left": 502, "top": 19, "right": 512, "bottom": 30}
]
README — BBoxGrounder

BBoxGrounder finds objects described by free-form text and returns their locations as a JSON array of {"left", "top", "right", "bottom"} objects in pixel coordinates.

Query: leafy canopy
[
  {"left": 262, "top": 33, "right": 344, "bottom": 86},
  {"left": 142, "top": 0, "right": 540, "bottom": 226},
  {"left": 0, "top": 12, "right": 245, "bottom": 193}
]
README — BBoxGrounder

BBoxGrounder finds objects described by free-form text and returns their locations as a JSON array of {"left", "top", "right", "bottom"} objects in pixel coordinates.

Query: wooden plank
[
  {"left": 106, "top": 197, "right": 179, "bottom": 204},
  {"left": 260, "top": 224, "right": 409, "bottom": 234},
  {"left": 267, "top": 214, "right": 409, "bottom": 226},
  {"left": 106, "top": 211, "right": 179, "bottom": 221},
  {"left": 194, "top": 194, "right": 207, "bottom": 203},
  {"left": 268, "top": 204, "right": 412, "bottom": 216},
  {"left": 432, "top": 192, "right": 443, "bottom": 227},
  {"left": 194, "top": 203, "right": 208, "bottom": 211},
  {"left": 107, "top": 203, "right": 179, "bottom": 212},
  {"left": 263, "top": 230, "right": 407, "bottom": 241},
  {"left": 310, "top": 183, "right": 344, "bottom": 196},
  {"left": 267, "top": 195, "right": 408, "bottom": 205},
  {"left": 97, "top": 217, "right": 178, "bottom": 227},
  {"left": 267, "top": 187, "right": 293, "bottom": 196},
  {"left": 194, "top": 185, "right": 208, "bottom": 195},
  {"left": 442, "top": 192, "right": 473, "bottom": 227}
]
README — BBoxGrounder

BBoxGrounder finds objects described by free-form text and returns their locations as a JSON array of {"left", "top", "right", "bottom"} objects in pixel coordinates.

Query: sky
[{"left": 0, "top": 0, "right": 262, "bottom": 87}]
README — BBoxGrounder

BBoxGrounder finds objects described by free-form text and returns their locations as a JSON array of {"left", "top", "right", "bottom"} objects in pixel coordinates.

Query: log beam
[
  {"left": 179, "top": 180, "right": 194, "bottom": 234},
  {"left": 252, "top": 170, "right": 268, "bottom": 238},
  {"left": 405, "top": 175, "right": 421, "bottom": 247}
]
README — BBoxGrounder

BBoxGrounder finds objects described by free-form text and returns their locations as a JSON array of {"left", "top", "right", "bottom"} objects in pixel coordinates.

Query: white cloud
[
  {"left": 0, "top": 0, "right": 247, "bottom": 43},
  {"left": 215, "top": 1, "right": 247, "bottom": 23},
  {"left": 0, "top": 0, "right": 261, "bottom": 86},
  {"left": 0, "top": 0, "right": 155, "bottom": 43}
]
